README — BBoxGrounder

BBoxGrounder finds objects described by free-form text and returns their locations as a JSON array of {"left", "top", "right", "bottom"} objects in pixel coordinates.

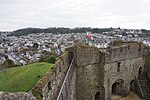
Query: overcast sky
[{"left": 0, "top": 0, "right": 150, "bottom": 31}]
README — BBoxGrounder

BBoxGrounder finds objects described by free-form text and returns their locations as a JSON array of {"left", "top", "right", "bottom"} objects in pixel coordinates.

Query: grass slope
[{"left": 0, "top": 62, "right": 54, "bottom": 92}]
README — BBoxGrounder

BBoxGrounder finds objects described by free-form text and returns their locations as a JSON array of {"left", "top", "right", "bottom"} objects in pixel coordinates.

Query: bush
[
  {"left": 39, "top": 56, "right": 48, "bottom": 62},
  {"left": 47, "top": 55, "right": 56, "bottom": 64},
  {"left": 3, "top": 59, "right": 15, "bottom": 68}
]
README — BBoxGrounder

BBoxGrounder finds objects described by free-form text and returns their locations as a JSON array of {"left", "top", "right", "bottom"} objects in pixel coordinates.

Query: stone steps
[{"left": 138, "top": 74, "right": 150, "bottom": 100}]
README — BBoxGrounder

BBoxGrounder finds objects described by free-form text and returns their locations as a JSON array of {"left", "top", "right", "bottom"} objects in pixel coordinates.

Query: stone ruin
[{"left": 1, "top": 42, "right": 150, "bottom": 100}]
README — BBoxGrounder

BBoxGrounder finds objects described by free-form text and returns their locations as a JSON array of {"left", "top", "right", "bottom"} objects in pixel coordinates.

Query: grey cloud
[{"left": 0, "top": 0, "right": 150, "bottom": 31}]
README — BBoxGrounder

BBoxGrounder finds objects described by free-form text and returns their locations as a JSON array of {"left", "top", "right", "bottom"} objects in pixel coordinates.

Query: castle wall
[
  {"left": 103, "top": 43, "right": 145, "bottom": 100},
  {"left": 56, "top": 57, "right": 76, "bottom": 100},
  {"left": 32, "top": 51, "right": 70, "bottom": 100},
  {"left": 76, "top": 46, "right": 99, "bottom": 66},
  {"left": 144, "top": 51, "right": 150, "bottom": 73},
  {"left": 67, "top": 66, "right": 76, "bottom": 100},
  {"left": 144, "top": 50, "right": 150, "bottom": 79},
  {"left": 0, "top": 92, "right": 36, "bottom": 100},
  {"left": 43, "top": 52, "right": 70, "bottom": 100},
  {"left": 75, "top": 46, "right": 105, "bottom": 100},
  {"left": 32, "top": 43, "right": 146, "bottom": 100},
  {"left": 105, "top": 43, "right": 143, "bottom": 63}
]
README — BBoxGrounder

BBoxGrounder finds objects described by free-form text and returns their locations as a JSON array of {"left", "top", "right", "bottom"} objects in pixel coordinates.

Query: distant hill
[
  {"left": 9, "top": 27, "right": 113, "bottom": 36},
  {"left": 5, "top": 27, "right": 150, "bottom": 36}
]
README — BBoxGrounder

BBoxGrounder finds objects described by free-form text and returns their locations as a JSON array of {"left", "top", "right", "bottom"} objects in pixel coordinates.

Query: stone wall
[
  {"left": 69, "top": 68, "right": 76, "bottom": 100},
  {"left": 0, "top": 92, "right": 36, "bottom": 100},
  {"left": 57, "top": 58, "right": 76, "bottom": 100},
  {"left": 103, "top": 43, "right": 145, "bottom": 100},
  {"left": 144, "top": 48, "right": 150, "bottom": 80},
  {"left": 105, "top": 43, "right": 144, "bottom": 63},
  {"left": 44, "top": 52, "right": 70, "bottom": 100},
  {"left": 144, "top": 49, "right": 150, "bottom": 73},
  {"left": 35, "top": 43, "right": 146, "bottom": 100},
  {"left": 32, "top": 51, "right": 70, "bottom": 100},
  {"left": 74, "top": 45, "right": 105, "bottom": 100},
  {"left": 73, "top": 43, "right": 145, "bottom": 100},
  {"left": 76, "top": 64, "right": 104, "bottom": 100},
  {"left": 76, "top": 46, "right": 99, "bottom": 66}
]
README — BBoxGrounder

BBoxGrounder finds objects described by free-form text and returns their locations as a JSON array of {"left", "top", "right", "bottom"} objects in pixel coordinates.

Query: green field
[{"left": 0, "top": 62, "right": 54, "bottom": 92}]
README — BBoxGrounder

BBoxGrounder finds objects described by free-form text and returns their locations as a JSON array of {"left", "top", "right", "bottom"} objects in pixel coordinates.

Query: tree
[
  {"left": 47, "top": 55, "right": 56, "bottom": 64},
  {"left": 33, "top": 43, "right": 39, "bottom": 49},
  {"left": 3, "top": 58, "right": 15, "bottom": 68},
  {"left": 41, "top": 50, "right": 49, "bottom": 55},
  {"left": 2, "top": 58, "right": 15, "bottom": 79}
]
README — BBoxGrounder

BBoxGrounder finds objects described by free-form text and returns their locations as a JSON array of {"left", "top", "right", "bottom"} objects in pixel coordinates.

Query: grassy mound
[{"left": 0, "top": 62, "right": 54, "bottom": 92}]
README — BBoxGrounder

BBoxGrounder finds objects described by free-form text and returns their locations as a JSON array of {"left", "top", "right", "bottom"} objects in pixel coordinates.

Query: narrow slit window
[
  {"left": 48, "top": 81, "right": 52, "bottom": 90},
  {"left": 117, "top": 62, "right": 121, "bottom": 72}
]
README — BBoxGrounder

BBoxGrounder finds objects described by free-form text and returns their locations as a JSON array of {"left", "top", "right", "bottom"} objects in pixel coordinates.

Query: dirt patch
[{"left": 112, "top": 91, "right": 141, "bottom": 100}]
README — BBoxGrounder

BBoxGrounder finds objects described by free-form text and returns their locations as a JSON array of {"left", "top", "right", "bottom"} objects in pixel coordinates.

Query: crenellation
[{"left": 104, "top": 43, "right": 143, "bottom": 63}]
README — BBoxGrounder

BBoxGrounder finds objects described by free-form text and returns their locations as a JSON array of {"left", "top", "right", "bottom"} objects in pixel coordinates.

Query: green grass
[{"left": 0, "top": 62, "right": 54, "bottom": 92}]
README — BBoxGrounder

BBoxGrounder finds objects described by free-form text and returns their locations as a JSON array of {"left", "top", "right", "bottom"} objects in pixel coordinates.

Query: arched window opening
[
  {"left": 130, "top": 80, "right": 135, "bottom": 91},
  {"left": 95, "top": 92, "right": 100, "bottom": 100},
  {"left": 112, "top": 79, "right": 124, "bottom": 96}
]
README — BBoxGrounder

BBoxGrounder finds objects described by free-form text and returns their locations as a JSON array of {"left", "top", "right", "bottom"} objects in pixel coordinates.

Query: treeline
[
  {"left": 6, "top": 27, "right": 150, "bottom": 36},
  {"left": 141, "top": 29, "right": 150, "bottom": 34},
  {"left": 9, "top": 27, "right": 113, "bottom": 36}
]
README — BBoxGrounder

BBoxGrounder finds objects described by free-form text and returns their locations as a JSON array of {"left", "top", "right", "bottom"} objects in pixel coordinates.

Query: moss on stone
[
  {"left": 31, "top": 51, "right": 69, "bottom": 100},
  {"left": 32, "top": 89, "right": 42, "bottom": 100}
]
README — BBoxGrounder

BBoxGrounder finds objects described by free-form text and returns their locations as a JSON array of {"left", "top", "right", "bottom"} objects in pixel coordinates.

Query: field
[{"left": 0, "top": 62, "right": 54, "bottom": 92}]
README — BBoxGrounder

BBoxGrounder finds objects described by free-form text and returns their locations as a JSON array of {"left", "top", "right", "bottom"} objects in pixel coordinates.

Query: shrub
[
  {"left": 3, "top": 59, "right": 15, "bottom": 68},
  {"left": 47, "top": 55, "right": 56, "bottom": 64},
  {"left": 39, "top": 56, "right": 48, "bottom": 62}
]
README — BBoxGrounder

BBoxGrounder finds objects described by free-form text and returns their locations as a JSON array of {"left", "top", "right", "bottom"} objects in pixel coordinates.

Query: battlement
[
  {"left": 104, "top": 42, "right": 144, "bottom": 63},
  {"left": 67, "top": 43, "right": 144, "bottom": 65}
]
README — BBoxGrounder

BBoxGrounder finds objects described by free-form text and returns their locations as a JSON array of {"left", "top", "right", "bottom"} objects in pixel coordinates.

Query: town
[
  {"left": 1, "top": 27, "right": 150, "bottom": 100},
  {"left": 0, "top": 27, "right": 150, "bottom": 69}
]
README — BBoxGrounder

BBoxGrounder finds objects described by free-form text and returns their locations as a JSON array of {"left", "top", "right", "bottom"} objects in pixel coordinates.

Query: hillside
[
  {"left": 9, "top": 27, "right": 113, "bottom": 36},
  {"left": 0, "top": 62, "right": 54, "bottom": 92}
]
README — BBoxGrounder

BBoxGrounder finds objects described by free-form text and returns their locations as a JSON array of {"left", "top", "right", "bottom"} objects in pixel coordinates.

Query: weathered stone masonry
[
  {"left": 32, "top": 43, "right": 147, "bottom": 100},
  {"left": 68, "top": 43, "right": 145, "bottom": 100},
  {"left": 0, "top": 92, "right": 36, "bottom": 100},
  {"left": 2, "top": 42, "right": 150, "bottom": 100},
  {"left": 32, "top": 51, "right": 71, "bottom": 100},
  {"left": 103, "top": 43, "right": 144, "bottom": 100}
]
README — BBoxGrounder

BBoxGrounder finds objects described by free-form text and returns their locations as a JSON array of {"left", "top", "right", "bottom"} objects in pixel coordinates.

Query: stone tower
[{"left": 69, "top": 42, "right": 144, "bottom": 100}]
